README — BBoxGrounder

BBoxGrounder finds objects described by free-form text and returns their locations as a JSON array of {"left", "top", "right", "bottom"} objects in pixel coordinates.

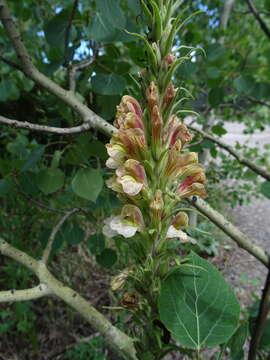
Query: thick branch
[
  {"left": 188, "top": 125, "right": 270, "bottom": 181},
  {"left": 187, "top": 198, "right": 269, "bottom": 267},
  {"left": 0, "top": 0, "right": 114, "bottom": 137},
  {"left": 248, "top": 268, "right": 270, "bottom": 360},
  {"left": 42, "top": 208, "right": 80, "bottom": 263},
  {"left": 0, "top": 284, "right": 51, "bottom": 303},
  {"left": 0, "top": 238, "right": 138, "bottom": 360},
  {"left": 0, "top": 114, "right": 93, "bottom": 134},
  {"left": 245, "top": 0, "right": 270, "bottom": 40}
]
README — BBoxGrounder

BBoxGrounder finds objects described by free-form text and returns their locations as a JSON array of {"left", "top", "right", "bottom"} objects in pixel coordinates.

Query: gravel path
[
  {"left": 213, "top": 122, "right": 270, "bottom": 307},
  {"left": 219, "top": 199, "right": 269, "bottom": 307}
]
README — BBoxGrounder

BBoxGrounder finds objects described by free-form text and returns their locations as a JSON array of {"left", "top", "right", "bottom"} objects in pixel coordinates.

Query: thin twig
[
  {"left": 188, "top": 125, "right": 270, "bottom": 182},
  {"left": 42, "top": 208, "right": 80, "bottom": 263},
  {"left": 0, "top": 114, "right": 93, "bottom": 134},
  {"left": 0, "top": 55, "right": 24, "bottom": 71},
  {"left": 245, "top": 0, "right": 270, "bottom": 40},
  {"left": 248, "top": 267, "right": 270, "bottom": 360},
  {"left": 245, "top": 95, "right": 270, "bottom": 109},
  {"left": 64, "top": 0, "right": 79, "bottom": 66},
  {"left": 69, "top": 50, "right": 97, "bottom": 92},
  {"left": 19, "top": 191, "right": 68, "bottom": 214}
]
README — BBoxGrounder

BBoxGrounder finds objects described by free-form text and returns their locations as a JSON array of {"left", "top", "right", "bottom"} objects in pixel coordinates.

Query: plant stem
[{"left": 248, "top": 266, "right": 270, "bottom": 360}]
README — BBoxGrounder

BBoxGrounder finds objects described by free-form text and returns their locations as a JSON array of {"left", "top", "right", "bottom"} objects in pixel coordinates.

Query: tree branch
[
  {"left": 187, "top": 198, "right": 269, "bottom": 268},
  {"left": 69, "top": 54, "right": 97, "bottom": 92},
  {"left": 0, "top": 284, "right": 51, "bottom": 303},
  {"left": 245, "top": 0, "right": 270, "bottom": 41},
  {"left": 0, "top": 114, "right": 93, "bottom": 134},
  {"left": 188, "top": 125, "right": 270, "bottom": 182},
  {"left": 0, "top": 55, "right": 23, "bottom": 71},
  {"left": 0, "top": 0, "right": 114, "bottom": 137},
  {"left": 248, "top": 267, "right": 270, "bottom": 360},
  {"left": 0, "top": 238, "right": 138, "bottom": 360},
  {"left": 42, "top": 208, "right": 80, "bottom": 263},
  {"left": 245, "top": 95, "right": 270, "bottom": 109}
]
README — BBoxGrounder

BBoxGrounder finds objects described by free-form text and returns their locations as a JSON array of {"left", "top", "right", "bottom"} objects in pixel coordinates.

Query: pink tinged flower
[
  {"left": 102, "top": 205, "right": 144, "bottom": 238},
  {"left": 116, "top": 159, "right": 147, "bottom": 196},
  {"left": 114, "top": 96, "right": 143, "bottom": 130},
  {"left": 110, "top": 215, "right": 138, "bottom": 238},
  {"left": 166, "top": 211, "right": 189, "bottom": 241},
  {"left": 121, "top": 204, "right": 145, "bottom": 232},
  {"left": 115, "top": 128, "right": 147, "bottom": 160},
  {"left": 105, "top": 143, "right": 127, "bottom": 169},
  {"left": 106, "top": 176, "right": 123, "bottom": 193},
  {"left": 102, "top": 216, "right": 119, "bottom": 238},
  {"left": 166, "top": 226, "right": 188, "bottom": 241},
  {"left": 177, "top": 182, "right": 207, "bottom": 199},
  {"left": 172, "top": 211, "right": 189, "bottom": 229},
  {"left": 164, "top": 151, "right": 198, "bottom": 179},
  {"left": 164, "top": 116, "right": 192, "bottom": 148},
  {"left": 123, "top": 112, "right": 144, "bottom": 131}
]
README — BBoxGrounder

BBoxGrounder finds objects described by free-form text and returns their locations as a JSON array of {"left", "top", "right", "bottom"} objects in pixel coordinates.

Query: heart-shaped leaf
[{"left": 159, "top": 252, "right": 240, "bottom": 350}]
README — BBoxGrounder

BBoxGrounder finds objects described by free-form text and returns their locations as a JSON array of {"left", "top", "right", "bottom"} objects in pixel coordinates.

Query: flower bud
[
  {"left": 150, "top": 189, "right": 164, "bottom": 221},
  {"left": 163, "top": 83, "right": 176, "bottom": 108},
  {"left": 163, "top": 53, "right": 177, "bottom": 68},
  {"left": 146, "top": 81, "right": 159, "bottom": 111},
  {"left": 111, "top": 268, "right": 133, "bottom": 291}
]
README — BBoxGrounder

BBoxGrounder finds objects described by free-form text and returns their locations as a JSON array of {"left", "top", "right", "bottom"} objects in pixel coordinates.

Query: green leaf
[
  {"left": 0, "top": 179, "right": 12, "bottom": 197},
  {"left": 44, "top": 8, "right": 76, "bottom": 50},
  {"left": 71, "top": 168, "right": 103, "bottom": 202},
  {"left": 96, "top": 0, "right": 126, "bottom": 29},
  {"left": 87, "top": 234, "right": 105, "bottom": 255},
  {"left": 96, "top": 248, "right": 117, "bottom": 268},
  {"left": 88, "top": 140, "right": 108, "bottom": 159},
  {"left": 259, "top": 319, "right": 270, "bottom": 349},
  {"left": 233, "top": 76, "right": 255, "bottom": 94},
  {"left": 228, "top": 322, "right": 249, "bottom": 358},
  {"left": 36, "top": 168, "right": 65, "bottom": 195},
  {"left": 64, "top": 224, "right": 85, "bottom": 246},
  {"left": 211, "top": 125, "right": 227, "bottom": 136},
  {"left": 261, "top": 181, "right": 270, "bottom": 199},
  {"left": 89, "top": 12, "right": 118, "bottom": 42},
  {"left": 159, "top": 252, "right": 240, "bottom": 350},
  {"left": 206, "top": 67, "right": 220, "bottom": 79},
  {"left": 206, "top": 44, "right": 225, "bottom": 62},
  {"left": 21, "top": 146, "right": 45, "bottom": 172},
  {"left": 208, "top": 87, "right": 225, "bottom": 107},
  {"left": 88, "top": 0, "right": 126, "bottom": 42},
  {"left": 0, "top": 79, "right": 20, "bottom": 102},
  {"left": 19, "top": 172, "right": 39, "bottom": 195},
  {"left": 92, "top": 74, "right": 126, "bottom": 95}
]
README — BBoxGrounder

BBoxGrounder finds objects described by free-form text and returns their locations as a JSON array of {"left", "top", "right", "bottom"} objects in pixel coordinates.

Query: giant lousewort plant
[{"left": 102, "top": 1, "right": 239, "bottom": 358}]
